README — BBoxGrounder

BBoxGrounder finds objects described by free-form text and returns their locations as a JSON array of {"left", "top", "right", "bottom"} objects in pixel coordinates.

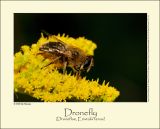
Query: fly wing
[{"left": 39, "top": 41, "right": 66, "bottom": 54}]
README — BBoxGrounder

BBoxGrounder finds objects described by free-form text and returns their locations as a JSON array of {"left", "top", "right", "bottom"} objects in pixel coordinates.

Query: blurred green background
[{"left": 14, "top": 13, "right": 147, "bottom": 102}]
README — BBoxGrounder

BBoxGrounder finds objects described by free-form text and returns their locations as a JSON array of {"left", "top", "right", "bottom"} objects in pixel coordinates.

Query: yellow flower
[{"left": 14, "top": 33, "right": 120, "bottom": 102}]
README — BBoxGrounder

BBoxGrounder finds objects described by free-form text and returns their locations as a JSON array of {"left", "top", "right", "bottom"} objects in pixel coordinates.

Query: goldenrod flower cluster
[{"left": 14, "top": 34, "right": 120, "bottom": 102}]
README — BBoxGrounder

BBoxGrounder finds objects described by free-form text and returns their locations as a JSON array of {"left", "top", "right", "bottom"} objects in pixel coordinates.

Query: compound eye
[
  {"left": 83, "top": 58, "right": 91, "bottom": 69},
  {"left": 83, "top": 56, "right": 94, "bottom": 72}
]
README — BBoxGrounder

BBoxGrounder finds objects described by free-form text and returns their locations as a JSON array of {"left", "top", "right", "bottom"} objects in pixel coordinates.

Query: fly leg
[
  {"left": 63, "top": 61, "right": 67, "bottom": 74},
  {"left": 62, "top": 56, "right": 68, "bottom": 74},
  {"left": 42, "top": 56, "right": 61, "bottom": 69},
  {"left": 74, "top": 67, "right": 82, "bottom": 79},
  {"left": 76, "top": 70, "right": 81, "bottom": 79},
  {"left": 72, "top": 65, "right": 82, "bottom": 79},
  {"left": 76, "top": 64, "right": 84, "bottom": 79}
]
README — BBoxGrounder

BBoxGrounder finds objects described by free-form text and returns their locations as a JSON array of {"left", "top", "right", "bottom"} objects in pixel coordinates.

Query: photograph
[
  {"left": 14, "top": 13, "right": 147, "bottom": 102},
  {"left": 1, "top": 1, "right": 159, "bottom": 128}
]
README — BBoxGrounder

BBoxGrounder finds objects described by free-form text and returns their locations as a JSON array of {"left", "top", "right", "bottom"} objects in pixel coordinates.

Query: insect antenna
[
  {"left": 40, "top": 30, "right": 67, "bottom": 46},
  {"left": 41, "top": 30, "right": 51, "bottom": 38}
]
